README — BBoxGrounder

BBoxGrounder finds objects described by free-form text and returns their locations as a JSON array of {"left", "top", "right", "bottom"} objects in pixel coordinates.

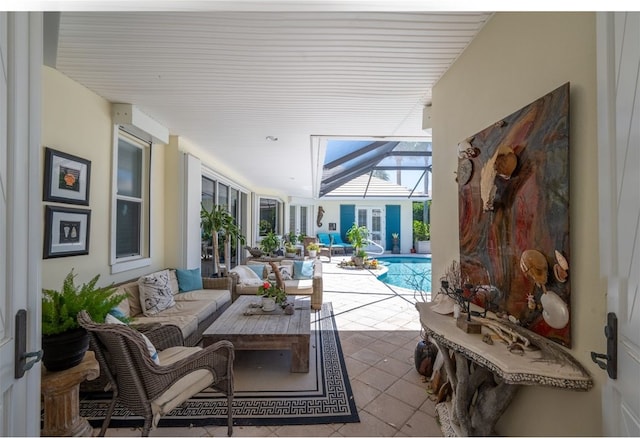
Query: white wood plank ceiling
[{"left": 54, "top": 10, "right": 492, "bottom": 198}]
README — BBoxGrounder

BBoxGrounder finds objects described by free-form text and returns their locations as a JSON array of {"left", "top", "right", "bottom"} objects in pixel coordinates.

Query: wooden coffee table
[{"left": 202, "top": 295, "right": 311, "bottom": 373}]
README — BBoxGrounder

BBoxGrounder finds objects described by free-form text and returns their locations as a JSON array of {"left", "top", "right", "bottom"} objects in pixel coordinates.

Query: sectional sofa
[
  {"left": 110, "top": 268, "right": 232, "bottom": 346},
  {"left": 229, "top": 259, "right": 323, "bottom": 310}
]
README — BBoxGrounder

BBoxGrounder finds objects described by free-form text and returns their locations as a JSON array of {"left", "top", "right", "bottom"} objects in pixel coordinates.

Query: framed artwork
[
  {"left": 458, "top": 83, "right": 571, "bottom": 347},
  {"left": 43, "top": 147, "right": 91, "bottom": 205},
  {"left": 43, "top": 206, "right": 91, "bottom": 258},
  {"left": 329, "top": 222, "right": 337, "bottom": 231}
]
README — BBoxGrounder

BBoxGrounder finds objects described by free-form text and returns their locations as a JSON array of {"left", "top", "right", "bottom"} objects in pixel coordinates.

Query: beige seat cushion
[
  {"left": 151, "top": 346, "right": 214, "bottom": 428},
  {"left": 285, "top": 279, "right": 313, "bottom": 292},
  {"left": 173, "top": 289, "right": 230, "bottom": 309},
  {"left": 131, "top": 314, "right": 199, "bottom": 340},
  {"left": 160, "top": 299, "right": 218, "bottom": 325}
]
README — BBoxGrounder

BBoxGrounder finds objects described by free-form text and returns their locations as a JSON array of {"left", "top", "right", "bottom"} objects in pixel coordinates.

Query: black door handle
[
  {"left": 590, "top": 312, "right": 617, "bottom": 379},
  {"left": 15, "top": 309, "right": 43, "bottom": 378}
]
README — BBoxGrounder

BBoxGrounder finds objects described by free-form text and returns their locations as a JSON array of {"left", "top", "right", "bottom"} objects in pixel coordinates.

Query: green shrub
[
  {"left": 413, "top": 220, "right": 430, "bottom": 241},
  {"left": 42, "top": 270, "right": 126, "bottom": 336}
]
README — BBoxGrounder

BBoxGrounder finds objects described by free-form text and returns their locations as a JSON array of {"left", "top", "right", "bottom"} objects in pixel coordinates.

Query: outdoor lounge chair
[
  {"left": 329, "top": 233, "right": 352, "bottom": 254},
  {"left": 77, "top": 310, "right": 235, "bottom": 437},
  {"left": 317, "top": 232, "right": 347, "bottom": 255}
]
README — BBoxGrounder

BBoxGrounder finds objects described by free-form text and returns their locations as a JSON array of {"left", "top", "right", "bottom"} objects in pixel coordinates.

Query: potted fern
[{"left": 42, "top": 269, "right": 126, "bottom": 371}]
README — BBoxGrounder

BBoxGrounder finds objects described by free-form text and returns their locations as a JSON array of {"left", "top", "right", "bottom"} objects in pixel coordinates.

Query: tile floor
[{"left": 100, "top": 256, "right": 442, "bottom": 437}]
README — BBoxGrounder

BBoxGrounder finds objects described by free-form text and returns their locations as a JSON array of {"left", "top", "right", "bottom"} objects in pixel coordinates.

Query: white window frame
[{"left": 110, "top": 127, "right": 152, "bottom": 273}]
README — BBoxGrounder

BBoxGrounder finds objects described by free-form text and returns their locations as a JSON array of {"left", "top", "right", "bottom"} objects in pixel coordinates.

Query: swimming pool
[{"left": 375, "top": 256, "right": 432, "bottom": 292}]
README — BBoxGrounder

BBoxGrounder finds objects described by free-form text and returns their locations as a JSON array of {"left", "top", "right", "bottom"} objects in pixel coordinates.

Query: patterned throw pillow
[
  {"left": 267, "top": 264, "right": 293, "bottom": 281},
  {"left": 137, "top": 270, "right": 176, "bottom": 316}
]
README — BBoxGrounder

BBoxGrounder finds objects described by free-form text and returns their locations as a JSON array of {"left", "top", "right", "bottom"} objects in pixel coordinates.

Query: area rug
[{"left": 79, "top": 302, "right": 359, "bottom": 428}]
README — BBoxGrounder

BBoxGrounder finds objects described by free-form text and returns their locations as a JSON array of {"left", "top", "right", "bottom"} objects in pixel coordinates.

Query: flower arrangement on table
[{"left": 257, "top": 281, "right": 288, "bottom": 305}]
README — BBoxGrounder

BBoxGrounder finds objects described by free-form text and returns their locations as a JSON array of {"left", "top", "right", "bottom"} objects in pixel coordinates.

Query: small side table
[{"left": 41, "top": 350, "right": 100, "bottom": 437}]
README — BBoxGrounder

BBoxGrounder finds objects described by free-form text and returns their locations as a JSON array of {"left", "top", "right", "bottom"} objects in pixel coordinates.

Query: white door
[
  {"left": 597, "top": 12, "right": 640, "bottom": 436},
  {"left": 357, "top": 207, "right": 385, "bottom": 252},
  {"left": 0, "top": 12, "right": 43, "bottom": 436}
]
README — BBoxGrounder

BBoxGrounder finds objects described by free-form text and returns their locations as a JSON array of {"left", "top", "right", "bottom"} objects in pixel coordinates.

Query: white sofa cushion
[{"left": 230, "top": 265, "right": 264, "bottom": 286}]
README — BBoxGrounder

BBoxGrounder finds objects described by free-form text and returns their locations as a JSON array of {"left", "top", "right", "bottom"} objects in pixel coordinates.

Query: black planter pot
[{"left": 42, "top": 327, "right": 90, "bottom": 372}]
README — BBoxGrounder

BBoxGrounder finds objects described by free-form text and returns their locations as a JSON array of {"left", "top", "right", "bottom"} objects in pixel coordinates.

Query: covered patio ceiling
[{"left": 46, "top": 6, "right": 492, "bottom": 199}]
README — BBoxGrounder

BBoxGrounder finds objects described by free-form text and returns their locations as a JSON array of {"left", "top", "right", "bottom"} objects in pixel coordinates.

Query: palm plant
[
  {"left": 201, "top": 203, "right": 246, "bottom": 276},
  {"left": 346, "top": 223, "right": 369, "bottom": 253}
]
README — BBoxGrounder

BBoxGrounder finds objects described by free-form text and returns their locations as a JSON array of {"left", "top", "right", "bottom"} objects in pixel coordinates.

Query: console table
[
  {"left": 41, "top": 350, "right": 100, "bottom": 437},
  {"left": 416, "top": 302, "right": 592, "bottom": 436}
]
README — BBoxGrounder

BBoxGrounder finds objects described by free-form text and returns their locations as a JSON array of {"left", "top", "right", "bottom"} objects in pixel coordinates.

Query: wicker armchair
[{"left": 77, "top": 310, "right": 235, "bottom": 437}]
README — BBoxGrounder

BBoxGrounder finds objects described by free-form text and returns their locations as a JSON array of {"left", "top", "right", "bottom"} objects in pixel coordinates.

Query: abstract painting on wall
[{"left": 457, "top": 82, "right": 571, "bottom": 347}]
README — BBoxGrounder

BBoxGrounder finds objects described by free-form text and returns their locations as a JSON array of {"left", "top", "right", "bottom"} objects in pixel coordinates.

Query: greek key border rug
[{"left": 80, "top": 302, "right": 360, "bottom": 428}]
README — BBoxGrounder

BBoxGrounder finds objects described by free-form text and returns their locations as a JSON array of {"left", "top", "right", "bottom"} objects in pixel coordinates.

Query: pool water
[{"left": 375, "top": 256, "right": 432, "bottom": 292}]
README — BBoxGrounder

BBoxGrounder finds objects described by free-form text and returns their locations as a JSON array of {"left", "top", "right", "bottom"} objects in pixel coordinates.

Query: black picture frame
[
  {"left": 329, "top": 222, "right": 337, "bottom": 231},
  {"left": 43, "top": 206, "right": 91, "bottom": 258},
  {"left": 43, "top": 147, "right": 91, "bottom": 205}
]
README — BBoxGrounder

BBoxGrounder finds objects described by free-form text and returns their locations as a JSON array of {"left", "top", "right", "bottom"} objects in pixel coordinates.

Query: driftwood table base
[
  {"left": 416, "top": 302, "right": 592, "bottom": 436},
  {"left": 435, "top": 341, "right": 520, "bottom": 436}
]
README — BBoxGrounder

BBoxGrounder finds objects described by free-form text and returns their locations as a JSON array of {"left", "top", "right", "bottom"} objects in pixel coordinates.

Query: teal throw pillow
[
  {"left": 247, "top": 264, "right": 266, "bottom": 279},
  {"left": 293, "top": 260, "right": 314, "bottom": 280},
  {"left": 176, "top": 268, "right": 203, "bottom": 292},
  {"left": 108, "top": 307, "right": 128, "bottom": 323}
]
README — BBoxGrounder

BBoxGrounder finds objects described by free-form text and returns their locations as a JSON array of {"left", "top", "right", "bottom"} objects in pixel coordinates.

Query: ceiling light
[{"left": 265, "top": 136, "right": 278, "bottom": 141}]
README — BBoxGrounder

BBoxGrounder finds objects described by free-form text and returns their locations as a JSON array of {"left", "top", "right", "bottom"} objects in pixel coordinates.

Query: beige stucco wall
[
  {"left": 41, "top": 66, "right": 169, "bottom": 288},
  {"left": 432, "top": 12, "right": 604, "bottom": 435}
]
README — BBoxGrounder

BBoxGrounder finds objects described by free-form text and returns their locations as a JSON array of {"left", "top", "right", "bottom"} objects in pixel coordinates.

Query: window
[
  {"left": 259, "top": 197, "right": 280, "bottom": 236},
  {"left": 300, "top": 206, "right": 308, "bottom": 235},
  {"left": 201, "top": 173, "right": 249, "bottom": 271},
  {"left": 112, "top": 129, "right": 151, "bottom": 271}
]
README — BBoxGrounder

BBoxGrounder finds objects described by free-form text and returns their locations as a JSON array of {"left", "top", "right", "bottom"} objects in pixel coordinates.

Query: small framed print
[
  {"left": 43, "top": 147, "right": 91, "bottom": 205},
  {"left": 44, "top": 206, "right": 91, "bottom": 258},
  {"left": 328, "top": 222, "right": 337, "bottom": 231}
]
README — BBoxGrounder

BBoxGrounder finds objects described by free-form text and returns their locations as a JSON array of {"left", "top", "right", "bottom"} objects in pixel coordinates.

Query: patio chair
[
  {"left": 329, "top": 232, "right": 352, "bottom": 254},
  {"left": 77, "top": 310, "right": 235, "bottom": 437},
  {"left": 317, "top": 232, "right": 346, "bottom": 255}
]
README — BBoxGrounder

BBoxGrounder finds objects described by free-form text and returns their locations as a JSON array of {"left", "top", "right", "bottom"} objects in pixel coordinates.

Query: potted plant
[
  {"left": 413, "top": 220, "right": 431, "bottom": 254},
  {"left": 259, "top": 231, "right": 281, "bottom": 256},
  {"left": 201, "top": 203, "right": 246, "bottom": 276},
  {"left": 353, "top": 248, "right": 368, "bottom": 267},
  {"left": 306, "top": 242, "right": 320, "bottom": 258},
  {"left": 42, "top": 269, "right": 127, "bottom": 371},
  {"left": 284, "top": 242, "right": 297, "bottom": 258},
  {"left": 257, "top": 281, "right": 287, "bottom": 311},
  {"left": 391, "top": 232, "right": 400, "bottom": 254},
  {"left": 346, "top": 223, "right": 369, "bottom": 261}
]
